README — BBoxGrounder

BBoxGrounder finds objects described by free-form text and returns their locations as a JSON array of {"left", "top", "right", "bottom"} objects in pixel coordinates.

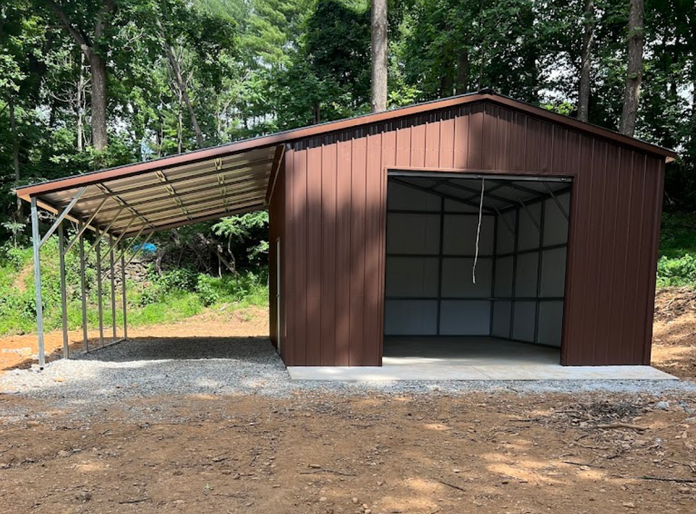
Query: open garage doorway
[{"left": 383, "top": 171, "right": 572, "bottom": 369}]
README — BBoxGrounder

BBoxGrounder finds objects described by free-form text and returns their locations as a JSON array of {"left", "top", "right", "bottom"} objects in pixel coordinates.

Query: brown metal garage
[
  {"left": 268, "top": 92, "right": 675, "bottom": 366},
  {"left": 16, "top": 91, "right": 676, "bottom": 368}
]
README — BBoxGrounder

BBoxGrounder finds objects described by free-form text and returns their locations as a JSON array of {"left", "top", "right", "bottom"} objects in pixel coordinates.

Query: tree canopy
[{"left": 1, "top": 0, "right": 695, "bottom": 250}]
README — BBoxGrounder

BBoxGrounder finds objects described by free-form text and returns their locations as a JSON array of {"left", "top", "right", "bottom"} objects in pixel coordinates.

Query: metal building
[{"left": 16, "top": 92, "right": 675, "bottom": 369}]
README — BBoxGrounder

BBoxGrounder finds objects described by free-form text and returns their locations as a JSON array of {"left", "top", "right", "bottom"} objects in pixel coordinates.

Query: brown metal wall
[
  {"left": 278, "top": 101, "right": 665, "bottom": 366},
  {"left": 268, "top": 162, "right": 286, "bottom": 352}
]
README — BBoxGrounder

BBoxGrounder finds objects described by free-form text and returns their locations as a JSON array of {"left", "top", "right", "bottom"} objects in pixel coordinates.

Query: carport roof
[{"left": 15, "top": 91, "right": 676, "bottom": 238}]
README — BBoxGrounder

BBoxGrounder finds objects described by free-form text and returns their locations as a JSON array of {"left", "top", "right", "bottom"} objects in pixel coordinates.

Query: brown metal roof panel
[{"left": 15, "top": 92, "right": 676, "bottom": 201}]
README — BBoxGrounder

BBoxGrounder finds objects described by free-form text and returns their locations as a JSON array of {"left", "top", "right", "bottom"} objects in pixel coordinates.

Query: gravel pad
[{"left": 2, "top": 337, "right": 695, "bottom": 403}]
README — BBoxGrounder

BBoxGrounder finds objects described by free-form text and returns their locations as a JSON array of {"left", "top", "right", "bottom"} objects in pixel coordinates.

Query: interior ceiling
[
  {"left": 32, "top": 146, "right": 277, "bottom": 238},
  {"left": 393, "top": 176, "right": 570, "bottom": 212}
]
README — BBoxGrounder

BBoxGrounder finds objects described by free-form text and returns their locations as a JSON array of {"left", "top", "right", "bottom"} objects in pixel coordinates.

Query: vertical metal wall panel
[
  {"left": 320, "top": 142, "right": 338, "bottom": 365},
  {"left": 335, "top": 140, "right": 352, "bottom": 365},
  {"left": 643, "top": 158, "right": 665, "bottom": 364},
  {"left": 349, "top": 137, "right": 367, "bottom": 365},
  {"left": 270, "top": 166, "right": 280, "bottom": 349},
  {"left": 283, "top": 150, "right": 297, "bottom": 365},
  {"left": 292, "top": 149, "right": 308, "bottom": 365},
  {"left": 306, "top": 146, "right": 323, "bottom": 365},
  {"left": 281, "top": 100, "right": 665, "bottom": 366}
]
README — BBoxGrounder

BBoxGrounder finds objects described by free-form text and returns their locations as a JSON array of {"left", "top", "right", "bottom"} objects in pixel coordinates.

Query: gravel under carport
[{"left": 2, "top": 337, "right": 696, "bottom": 403}]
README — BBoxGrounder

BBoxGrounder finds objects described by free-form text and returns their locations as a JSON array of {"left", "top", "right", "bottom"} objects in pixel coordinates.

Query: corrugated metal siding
[
  {"left": 268, "top": 162, "right": 286, "bottom": 352},
  {"left": 279, "top": 101, "right": 665, "bottom": 366}
]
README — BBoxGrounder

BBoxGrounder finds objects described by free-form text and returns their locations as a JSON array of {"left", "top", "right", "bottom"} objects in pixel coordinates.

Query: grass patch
[{"left": 0, "top": 238, "right": 268, "bottom": 337}]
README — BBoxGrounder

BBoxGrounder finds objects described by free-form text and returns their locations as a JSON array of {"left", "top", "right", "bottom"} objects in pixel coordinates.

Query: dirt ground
[
  {"left": 0, "top": 306, "right": 269, "bottom": 373},
  {"left": 1, "top": 294, "right": 695, "bottom": 513},
  {"left": 652, "top": 288, "right": 696, "bottom": 380},
  {"left": 1, "top": 393, "right": 695, "bottom": 513}
]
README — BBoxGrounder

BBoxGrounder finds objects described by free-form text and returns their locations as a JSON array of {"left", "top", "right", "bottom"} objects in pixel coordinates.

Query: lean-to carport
[{"left": 15, "top": 143, "right": 285, "bottom": 369}]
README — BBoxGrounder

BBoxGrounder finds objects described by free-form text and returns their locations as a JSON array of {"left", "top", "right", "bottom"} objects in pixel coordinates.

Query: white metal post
[
  {"left": 121, "top": 241, "right": 128, "bottom": 340},
  {"left": 30, "top": 198, "right": 45, "bottom": 369},
  {"left": 110, "top": 236, "right": 117, "bottom": 340},
  {"left": 96, "top": 241, "right": 104, "bottom": 345},
  {"left": 58, "top": 222, "right": 69, "bottom": 359},
  {"left": 79, "top": 224, "right": 88, "bottom": 351}
]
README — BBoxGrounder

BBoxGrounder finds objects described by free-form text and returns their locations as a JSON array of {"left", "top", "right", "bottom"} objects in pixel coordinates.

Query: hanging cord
[{"left": 472, "top": 178, "right": 485, "bottom": 284}]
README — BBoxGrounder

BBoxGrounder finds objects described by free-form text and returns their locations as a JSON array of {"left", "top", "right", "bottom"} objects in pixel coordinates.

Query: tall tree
[
  {"left": 42, "top": 0, "right": 117, "bottom": 151},
  {"left": 577, "top": 0, "right": 595, "bottom": 122},
  {"left": 371, "top": 0, "right": 388, "bottom": 112},
  {"left": 620, "top": 0, "right": 644, "bottom": 136}
]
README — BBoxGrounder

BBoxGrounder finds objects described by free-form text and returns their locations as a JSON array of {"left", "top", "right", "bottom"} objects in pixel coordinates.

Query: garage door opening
[{"left": 383, "top": 171, "right": 572, "bottom": 367}]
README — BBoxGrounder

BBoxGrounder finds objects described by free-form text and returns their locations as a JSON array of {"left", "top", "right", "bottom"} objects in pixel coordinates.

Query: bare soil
[
  {"left": 0, "top": 306, "right": 269, "bottom": 373},
  {"left": 1, "top": 393, "right": 696, "bottom": 513},
  {"left": 652, "top": 288, "right": 696, "bottom": 380},
  {"left": 1, "top": 293, "right": 695, "bottom": 513}
]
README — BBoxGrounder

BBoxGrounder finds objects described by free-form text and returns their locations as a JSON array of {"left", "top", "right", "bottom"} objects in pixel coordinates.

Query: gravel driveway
[{"left": 1, "top": 337, "right": 695, "bottom": 403}]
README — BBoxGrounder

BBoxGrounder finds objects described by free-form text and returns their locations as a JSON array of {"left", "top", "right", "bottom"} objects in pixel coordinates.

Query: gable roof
[{"left": 15, "top": 91, "right": 676, "bottom": 237}]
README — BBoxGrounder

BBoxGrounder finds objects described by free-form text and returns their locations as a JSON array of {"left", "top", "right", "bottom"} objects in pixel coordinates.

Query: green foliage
[
  {"left": 657, "top": 213, "right": 696, "bottom": 288},
  {"left": 656, "top": 254, "right": 696, "bottom": 288},
  {"left": 0, "top": 236, "right": 268, "bottom": 337},
  {"left": 212, "top": 211, "right": 270, "bottom": 268}
]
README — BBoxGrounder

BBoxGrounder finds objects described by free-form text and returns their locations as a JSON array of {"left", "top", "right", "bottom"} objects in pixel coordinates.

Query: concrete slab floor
[{"left": 287, "top": 337, "right": 677, "bottom": 381}]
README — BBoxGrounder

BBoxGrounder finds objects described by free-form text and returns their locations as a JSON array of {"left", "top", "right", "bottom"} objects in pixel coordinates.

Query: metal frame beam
[
  {"left": 392, "top": 178, "right": 496, "bottom": 213},
  {"left": 80, "top": 156, "right": 273, "bottom": 206},
  {"left": 64, "top": 196, "right": 109, "bottom": 254},
  {"left": 39, "top": 187, "right": 87, "bottom": 248},
  {"left": 120, "top": 203, "right": 265, "bottom": 238},
  {"left": 544, "top": 182, "right": 570, "bottom": 221}
]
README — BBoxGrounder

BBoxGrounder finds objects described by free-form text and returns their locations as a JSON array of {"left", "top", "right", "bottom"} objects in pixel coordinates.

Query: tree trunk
[
  {"left": 370, "top": 0, "right": 388, "bottom": 112},
  {"left": 164, "top": 44, "right": 204, "bottom": 148},
  {"left": 76, "top": 52, "right": 86, "bottom": 152},
  {"left": 441, "top": 72, "right": 454, "bottom": 97},
  {"left": 89, "top": 49, "right": 109, "bottom": 151},
  {"left": 9, "top": 96, "right": 21, "bottom": 215},
  {"left": 45, "top": 0, "right": 115, "bottom": 151},
  {"left": 577, "top": 0, "right": 595, "bottom": 122},
  {"left": 455, "top": 49, "right": 470, "bottom": 95},
  {"left": 620, "top": 0, "right": 644, "bottom": 136}
]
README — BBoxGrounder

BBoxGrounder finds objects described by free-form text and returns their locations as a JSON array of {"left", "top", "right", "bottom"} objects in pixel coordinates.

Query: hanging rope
[{"left": 472, "top": 178, "right": 485, "bottom": 284}]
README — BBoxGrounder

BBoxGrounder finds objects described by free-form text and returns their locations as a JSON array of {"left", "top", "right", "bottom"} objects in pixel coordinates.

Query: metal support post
[
  {"left": 79, "top": 224, "right": 88, "bottom": 351},
  {"left": 534, "top": 200, "right": 546, "bottom": 344},
  {"left": 58, "top": 222, "right": 69, "bottom": 359},
  {"left": 86, "top": 207, "right": 125, "bottom": 257},
  {"left": 30, "top": 198, "right": 46, "bottom": 370},
  {"left": 509, "top": 206, "right": 520, "bottom": 340},
  {"left": 64, "top": 196, "right": 109, "bottom": 254},
  {"left": 108, "top": 226, "right": 146, "bottom": 274},
  {"left": 110, "top": 236, "right": 117, "bottom": 340},
  {"left": 96, "top": 241, "right": 104, "bottom": 345},
  {"left": 121, "top": 241, "right": 128, "bottom": 340},
  {"left": 436, "top": 197, "right": 444, "bottom": 335}
]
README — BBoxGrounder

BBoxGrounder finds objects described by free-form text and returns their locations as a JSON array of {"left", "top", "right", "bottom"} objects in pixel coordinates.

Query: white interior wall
[
  {"left": 385, "top": 180, "right": 570, "bottom": 345},
  {"left": 384, "top": 181, "right": 495, "bottom": 336},
  {"left": 491, "top": 191, "right": 570, "bottom": 347}
]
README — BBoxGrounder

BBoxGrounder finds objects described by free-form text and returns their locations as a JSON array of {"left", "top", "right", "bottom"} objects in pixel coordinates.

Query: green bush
[
  {"left": 0, "top": 236, "right": 269, "bottom": 337},
  {"left": 656, "top": 254, "right": 696, "bottom": 287}
]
